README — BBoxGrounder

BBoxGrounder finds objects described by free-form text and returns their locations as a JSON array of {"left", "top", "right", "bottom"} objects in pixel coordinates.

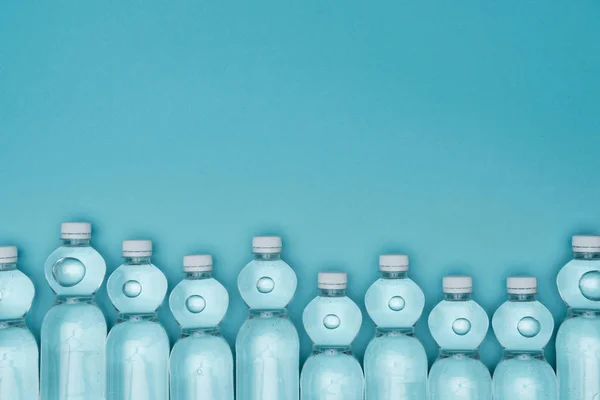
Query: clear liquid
[
  {"left": 556, "top": 311, "right": 600, "bottom": 400},
  {"left": 493, "top": 352, "right": 557, "bottom": 400},
  {"left": 428, "top": 352, "right": 492, "bottom": 400},
  {"left": 301, "top": 347, "right": 364, "bottom": 400},
  {"left": 169, "top": 273, "right": 233, "bottom": 400},
  {"left": 236, "top": 311, "right": 300, "bottom": 400},
  {"left": 300, "top": 290, "right": 364, "bottom": 400},
  {"left": 170, "top": 331, "right": 233, "bottom": 400},
  {"left": 106, "top": 258, "right": 169, "bottom": 400},
  {"left": 106, "top": 316, "right": 169, "bottom": 400},
  {"left": 364, "top": 273, "right": 427, "bottom": 399},
  {"left": 428, "top": 295, "right": 491, "bottom": 400},
  {"left": 363, "top": 330, "right": 427, "bottom": 399},
  {"left": 491, "top": 296, "right": 556, "bottom": 400},
  {"left": 41, "top": 243, "right": 107, "bottom": 400},
  {"left": 0, "top": 265, "right": 38, "bottom": 400},
  {"left": 556, "top": 256, "right": 600, "bottom": 400},
  {"left": 236, "top": 255, "right": 300, "bottom": 400}
]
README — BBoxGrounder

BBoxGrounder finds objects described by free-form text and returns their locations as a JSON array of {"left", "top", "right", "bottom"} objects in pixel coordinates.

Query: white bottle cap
[
  {"left": 0, "top": 246, "right": 17, "bottom": 263},
  {"left": 122, "top": 240, "right": 152, "bottom": 257},
  {"left": 61, "top": 222, "right": 91, "bottom": 240},
  {"left": 572, "top": 235, "right": 600, "bottom": 253},
  {"left": 507, "top": 276, "right": 537, "bottom": 294},
  {"left": 183, "top": 254, "right": 213, "bottom": 272},
  {"left": 379, "top": 254, "right": 409, "bottom": 272},
  {"left": 318, "top": 271, "right": 347, "bottom": 290},
  {"left": 252, "top": 236, "right": 282, "bottom": 254},
  {"left": 443, "top": 275, "right": 473, "bottom": 294}
]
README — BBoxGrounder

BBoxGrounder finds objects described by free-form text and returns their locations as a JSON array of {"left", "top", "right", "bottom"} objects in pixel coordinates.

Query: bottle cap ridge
[
  {"left": 183, "top": 254, "right": 213, "bottom": 272},
  {"left": 61, "top": 222, "right": 91, "bottom": 239},
  {"left": 0, "top": 246, "right": 17, "bottom": 263},
  {"left": 122, "top": 240, "right": 152, "bottom": 257},
  {"left": 379, "top": 254, "right": 409, "bottom": 272},
  {"left": 443, "top": 275, "right": 473, "bottom": 294},
  {"left": 572, "top": 235, "right": 600, "bottom": 253},
  {"left": 507, "top": 276, "right": 537, "bottom": 294},
  {"left": 318, "top": 271, "right": 347, "bottom": 290},
  {"left": 252, "top": 236, "right": 282, "bottom": 254}
]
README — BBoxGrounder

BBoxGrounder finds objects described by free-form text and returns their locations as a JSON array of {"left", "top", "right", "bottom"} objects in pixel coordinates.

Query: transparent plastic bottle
[
  {"left": 301, "top": 272, "right": 364, "bottom": 400},
  {"left": 556, "top": 235, "right": 600, "bottom": 400},
  {"left": 106, "top": 240, "right": 169, "bottom": 400},
  {"left": 236, "top": 236, "right": 300, "bottom": 400},
  {"left": 492, "top": 277, "right": 557, "bottom": 400},
  {"left": 0, "top": 246, "right": 38, "bottom": 400},
  {"left": 41, "top": 222, "right": 107, "bottom": 400},
  {"left": 428, "top": 276, "right": 491, "bottom": 400},
  {"left": 364, "top": 254, "right": 427, "bottom": 399},
  {"left": 169, "top": 254, "right": 233, "bottom": 400}
]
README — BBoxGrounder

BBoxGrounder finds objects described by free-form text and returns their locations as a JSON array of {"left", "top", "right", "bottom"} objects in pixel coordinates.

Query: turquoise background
[{"left": 1, "top": 1, "right": 599, "bottom": 371}]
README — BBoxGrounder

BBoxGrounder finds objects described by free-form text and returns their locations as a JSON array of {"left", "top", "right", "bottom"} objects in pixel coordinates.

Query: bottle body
[
  {"left": 556, "top": 311, "right": 600, "bottom": 400},
  {"left": 428, "top": 290, "right": 491, "bottom": 400},
  {"left": 106, "top": 316, "right": 170, "bottom": 400},
  {"left": 364, "top": 272, "right": 427, "bottom": 400},
  {"left": 556, "top": 254, "right": 600, "bottom": 400},
  {"left": 428, "top": 351, "right": 492, "bottom": 400},
  {"left": 236, "top": 310, "right": 300, "bottom": 400},
  {"left": 41, "top": 243, "right": 107, "bottom": 400},
  {"left": 0, "top": 321, "right": 39, "bottom": 400},
  {"left": 301, "top": 347, "right": 363, "bottom": 400},
  {"left": 170, "top": 331, "right": 233, "bottom": 400},
  {"left": 169, "top": 268, "right": 233, "bottom": 400},
  {"left": 364, "top": 329, "right": 427, "bottom": 399},
  {"left": 236, "top": 250, "right": 299, "bottom": 400},
  {"left": 106, "top": 254, "right": 169, "bottom": 400},
  {"left": 300, "top": 283, "right": 364, "bottom": 400},
  {"left": 493, "top": 352, "right": 556, "bottom": 400}
]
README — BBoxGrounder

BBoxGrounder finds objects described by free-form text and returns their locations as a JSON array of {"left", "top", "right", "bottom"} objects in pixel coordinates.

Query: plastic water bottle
[
  {"left": 364, "top": 254, "right": 427, "bottom": 399},
  {"left": 169, "top": 254, "right": 233, "bottom": 400},
  {"left": 41, "top": 222, "right": 107, "bottom": 400},
  {"left": 556, "top": 235, "right": 600, "bottom": 400},
  {"left": 301, "top": 272, "right": 364, "bottom": 399},
  {"left": 0, "top": 246, "right": 38, "bottom": 400},
  {"left": 492, "top": 277, "right": 556, "bottom": 400},
  {"left": 428, "top": 275, "right": 491, "bottom": 400},
  {"left": 236, "top": 236, "right": 300, "bottom": 400},
  {"left": 106, "top": 240, "right": 169, "bottom": 400}
]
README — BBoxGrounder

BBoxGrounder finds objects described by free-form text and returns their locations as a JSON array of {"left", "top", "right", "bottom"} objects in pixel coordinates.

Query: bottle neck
[
  {"left": 55, "top": 295, "right": 94, "bottom": 304},
  {"left": 567, "top": 308, "right": 600, "bottom": 317},
  {"left": 503, "top": 350, "right": 545, "bottom": 360},
  {"left": 249, "top": 309, "right": 288, "bottom": 318},
  {"left": 319, "top": 288, "right": 346, "bottom": 297},
  {"left": 574, "top": 252, "right": 600, "bottom": 260},
  {"left": 181, "top": 326, "right": 220, "bottom": 337},
  {"left": 62, "top": 238, "right": 91, "bottom": 247},
  {"left": 253, "top": 253, "right": 281, "bottom": 261},
  {"left": 0, "top": 319, "right": 26, "bottom": 328},
  {"left": 508, "top": 293, "right": 536, "bottom": 302},
  {"left": 312, "top": 345, "right": 352, "bottom": 355},
  {"left": 376, "top": 327, "right": 414, "bottom": 337},
  {"left": 124, "top": 256, "right": 152, "bottom": 265},
  {"left": 380, "top": 271, "right": 408, "bottom": 279},
  {"left": 118, "top": 313, "right": 158, "bottom": 322},
  {"left": 185, "top": 271, "right": 212, "bottom": 280},
  {"left": 444, "top": 292, "right": 472, "bottom": 301},
  {"left": 0, "top": 262, "right": 17, "bottom": 271},
  {"left": 439, "top": 349, "right": 480, "bottom": 359}
]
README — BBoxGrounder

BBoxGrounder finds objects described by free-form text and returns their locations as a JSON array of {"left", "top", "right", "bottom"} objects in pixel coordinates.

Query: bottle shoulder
[
  {"left": 44, "top": 245, "right": 106, "bottom": 296},
  {"left": 365, "top": 277, "right": 424, "bottom": 328},
  {"left": 557, "top": 258, "right": 600, "bottom": 310},
  {"left": 237, "top": 258, "right": 297, "bottom": 310},
  {"left": 428, "top": 299, "right": 489, "bottom": 350},
  {"left": 0, "top": 269, "right": 35, "bottom": 319},
  {"left": 302, "top": 295, "right": 362, "bottom": 346},
  {"left": 107, "top": 262, "right": 168, "bottom": 313},
  {"left": 492, "top": 300, "right": 554, "bottom": 351},
  {"left": 169, "top": 277, "right": 229, "bottom": 328}
]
